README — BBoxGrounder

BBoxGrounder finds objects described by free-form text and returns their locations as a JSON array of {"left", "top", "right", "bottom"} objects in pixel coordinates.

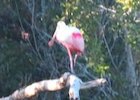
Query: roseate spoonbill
[{"left": 48, "top": 21, "right": 84, "bottom": 73}]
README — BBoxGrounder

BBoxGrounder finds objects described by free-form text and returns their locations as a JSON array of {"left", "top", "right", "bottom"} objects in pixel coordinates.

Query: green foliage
[
  {"left": 0, "top": 39, "right": 38, "bottom": 96},
  {"left": 116, "top": 0, "right": 133, "bottom": 11},
  {"left": 116, "top": 0, "right": 140, "bottom": 50}
]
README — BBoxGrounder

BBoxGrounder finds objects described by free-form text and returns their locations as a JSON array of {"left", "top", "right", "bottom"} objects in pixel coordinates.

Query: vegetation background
[{"left": 0, "top": 0, "right": 140, "bottom": 100}]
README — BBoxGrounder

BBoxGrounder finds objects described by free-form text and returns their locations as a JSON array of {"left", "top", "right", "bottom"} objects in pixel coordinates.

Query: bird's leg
[
  {"left": 74, "top": 53, "right": 81, "bottom": 66},
  {"left": 74, "top": 54, "right": 78, "bottom": 66},
  {"left": 66, "top": 48, "right": 74, "bottom": 73}
]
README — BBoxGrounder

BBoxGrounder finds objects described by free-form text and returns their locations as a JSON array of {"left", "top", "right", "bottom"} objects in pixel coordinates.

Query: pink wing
[{"left": 71, "top": 32, "right": 84, "bottom": 53}]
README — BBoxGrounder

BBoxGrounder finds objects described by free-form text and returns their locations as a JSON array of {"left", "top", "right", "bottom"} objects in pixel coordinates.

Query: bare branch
[
  {"left": 99, "top": 5, "right": 116, "bottom": 13},
  {"left": 0, "top": 72, "right": 107, "bottom": 100},
  {"left": 81, "top": 78, "right": 106, "bottom": 89}
]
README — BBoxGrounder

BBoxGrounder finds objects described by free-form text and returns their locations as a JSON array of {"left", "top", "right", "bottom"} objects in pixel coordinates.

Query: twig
[
  {"left": 14, "top": 1, "right": 43, "bottom": 62},
  {"left": 99, "top": 5, "right": 116, "bottom": 13},
  {"left": 102, "top": 33, "right": 118, "bottom": 70},
  {"left": 31, "top": 0, "right": 43, "bottom": 61}
]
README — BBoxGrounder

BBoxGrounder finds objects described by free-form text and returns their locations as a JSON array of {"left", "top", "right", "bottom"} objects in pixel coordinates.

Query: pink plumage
[{"left": 48, "top": 21, "right": 85, "bottom": 73}]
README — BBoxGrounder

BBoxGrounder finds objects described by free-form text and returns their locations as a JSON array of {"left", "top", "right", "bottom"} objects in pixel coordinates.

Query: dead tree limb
[{"left": 0, "top": 72, "right": 107, "bottom": 100}]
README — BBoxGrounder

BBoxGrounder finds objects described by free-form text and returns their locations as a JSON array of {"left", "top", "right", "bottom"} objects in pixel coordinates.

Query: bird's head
[{"left": 57, "top": 21, "right": 66, "bottom": 29}]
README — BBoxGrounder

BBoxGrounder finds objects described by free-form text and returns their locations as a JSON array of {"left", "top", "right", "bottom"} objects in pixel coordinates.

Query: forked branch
[{"left": 0, "top": 72, "right": 107, "bottom": 100}]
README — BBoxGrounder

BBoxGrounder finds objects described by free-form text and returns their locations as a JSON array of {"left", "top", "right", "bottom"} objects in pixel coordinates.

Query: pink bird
[{"left": 48, "top": 21, "right": 85, "bottom": 73}]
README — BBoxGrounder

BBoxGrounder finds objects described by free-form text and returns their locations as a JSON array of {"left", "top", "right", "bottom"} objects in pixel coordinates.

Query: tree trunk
[{"left": 125, "top": 44, "right": 139, "bottom": 99}]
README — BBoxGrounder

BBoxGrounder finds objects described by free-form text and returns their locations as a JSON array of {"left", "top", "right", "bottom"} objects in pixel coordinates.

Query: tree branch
[{"left": 0, "top": 72, "right": 107, "bottom": 100}]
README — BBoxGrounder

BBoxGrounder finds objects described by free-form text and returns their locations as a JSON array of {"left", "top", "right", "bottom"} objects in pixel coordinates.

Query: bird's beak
[{"left": 48, "top": 40, "right": 54, "bottom": 47}]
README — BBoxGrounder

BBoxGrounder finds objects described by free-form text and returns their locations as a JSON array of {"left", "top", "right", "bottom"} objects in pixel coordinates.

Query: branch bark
[
  {"left": 123, "top": 28, "right": 140, "bottom": 99},
  {"left": 0, "top": 72, "right": 107, "bottom": 100}
]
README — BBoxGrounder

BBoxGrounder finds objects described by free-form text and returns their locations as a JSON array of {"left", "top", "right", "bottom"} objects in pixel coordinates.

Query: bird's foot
[{"left": 70, "top": 69, "right": 75, "bottom": 74}]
